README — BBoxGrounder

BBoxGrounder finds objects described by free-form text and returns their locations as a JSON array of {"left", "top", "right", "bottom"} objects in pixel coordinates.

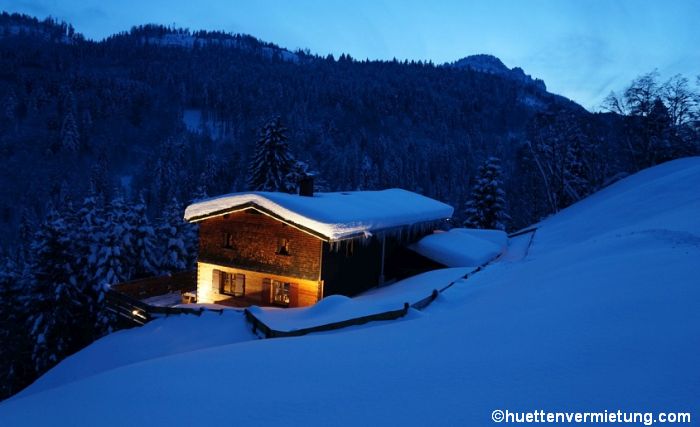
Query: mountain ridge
[
  {"left": 1, "top": 11, "right": 571, "bottom": 109},
  {"left": 451, "top": 54, "right": 547, "bottom": 92}
]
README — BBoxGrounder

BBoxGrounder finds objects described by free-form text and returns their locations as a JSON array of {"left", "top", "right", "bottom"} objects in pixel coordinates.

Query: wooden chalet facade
[{"left": 184, "top": 187, "right": 453, "bottom": 308}]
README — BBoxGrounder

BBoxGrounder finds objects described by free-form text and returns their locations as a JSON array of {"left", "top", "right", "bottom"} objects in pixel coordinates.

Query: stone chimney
[{"left": 298, "top": 175, "right": 314, "bottom": 197}]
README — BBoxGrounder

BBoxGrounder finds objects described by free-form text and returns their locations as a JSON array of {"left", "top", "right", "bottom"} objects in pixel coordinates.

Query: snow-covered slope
[
  {"left": 14, "top": 310, "right": 254, "bottom": 399},
  {"left": 1, "top": 158, "right": 699, "bottom": 426}
]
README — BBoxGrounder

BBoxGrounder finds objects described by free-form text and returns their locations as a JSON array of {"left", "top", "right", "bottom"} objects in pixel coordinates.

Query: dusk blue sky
[{"left": 6, "top": 0, "right": 699, "bottom": 110}]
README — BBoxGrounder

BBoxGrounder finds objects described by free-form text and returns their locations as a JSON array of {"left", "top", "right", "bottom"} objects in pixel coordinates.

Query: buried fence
[
  {"left": 507, "top": 226, "right": 538, "bottom": 238},
  {"left": 507, "top": 226, "right": 538, "bottom": 259},
  {"left": 243, "top": 287, "right": 441, "bottom": 339},
  {"left": 111, "top": 270, "right": 197, "bottom": 299},
  {"left": 106, "top": 288, "right": 225, "bottom": 327},
  {"left": 245, "top": 286, "right": 449, "bottom": 339},
  {"left": 244, "top": 303, "right": 411, "bottom": 339},
  {"left": 106, "top": 270, "right": 222, "bottom": 327}
]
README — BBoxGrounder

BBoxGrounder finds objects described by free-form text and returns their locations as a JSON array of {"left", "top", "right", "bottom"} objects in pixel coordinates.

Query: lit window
[
  {"left": 272, "top": 280, "right": 290, "bottom": 305},
  {"left": 220, "top": 272, "right": 245, "bottom": 297},
  {"left": 276, "top": 238, "right": 290, "bottom": 256}
]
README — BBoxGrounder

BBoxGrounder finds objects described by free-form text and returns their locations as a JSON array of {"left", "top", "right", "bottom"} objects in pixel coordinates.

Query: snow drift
[
  {"left": 410, "top": 228, "right": 507, "bottom": 267},
  {"left": 249, "top": 267, "right": 473, "bottom": 332}
]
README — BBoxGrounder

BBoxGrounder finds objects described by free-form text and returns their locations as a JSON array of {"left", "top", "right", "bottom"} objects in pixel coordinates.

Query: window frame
[
  {"left": 222, "top": 232, "right": 234, "bottom": 249},
  {"left": 271, "top": 279, "right": 291, "bottom": 306},
  {"left": 276, "top": 237, "right": 290, "bottom": 256},
  {"left": 219, "top": 271, "right": 245, "bottom": 297}
]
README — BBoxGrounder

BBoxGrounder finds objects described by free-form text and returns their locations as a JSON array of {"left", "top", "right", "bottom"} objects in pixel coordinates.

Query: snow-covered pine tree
[
  {"left": 358, "top": 154, "right": 379, "bottom": 190},
  {"left": 60, "top": 110, "right": 80, "bottom": 152},
  {"left": 196, "top": 155, "right": 218, "bottom": 197},
  {"left": 644, "top": 97, "right": 675, "bottom": 165},
  {"left": 4, "top": 89, "right": 17, "bottom": 121},
  {"left": 158, "top": 198, "right": 189, "bottom": 274},
  {"left": 81, "top": 109, "right": 93, "bottom": 136},
  {"left": 100, "top": 196, "right": 131, "bottom": 281},
  {"left": 126, "top": 195, "right": 159, "bottom": 279},
  {"left": 463, "top": 157, "right": 509, "bottom": 230},
  {"left": 16, "top": 208, "right": 36, "bottom": 265},
  {"left": 76, "top": 191, "right": 104, "bottom": 288},
  {"left": 27, "top": 208, "right": 85, "bottom": 373},
  {"left": 247, "top": 116, "right": 296, "bottom": 192},
  {"left": 559, "top": 116, "right": 592, "bottom": 207},
  {"left": 0, "top": 256, "right": 28, "bottom": 397},
  {"left": 0, "top": 256, "right": 20, "bottom": 327},
  {"left": 148, "top": 136, "right": 188, "bottom": 211},
  {"left": 77, "top": 190, "right": 105, "bottom": 276},
  {"left": 192, "top": 175, "right": 209, "bottom": 202},
  {"left": 60, "top": 86, "right": 76, "bottom": 114},
  {"left": 525, "top": 111, "right": 598, "bottom": 213},
  {"left": 88, "top": 152, "right": 110, "bottom": 204},
  {"left": 75, "top": 196, "right": 105, "bottom": 334},
  {"left": 90, "top": 196, "right": 132, "bottom": 334}
]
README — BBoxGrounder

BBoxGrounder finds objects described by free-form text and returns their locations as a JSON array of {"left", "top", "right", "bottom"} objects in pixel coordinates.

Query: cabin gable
[
  {"left": 195, "top": 208, "right": 323, "bottom": 307},
  {"left": 199, "top": 209, "right": 321, "bottom": 280},
  {"left": 198, "top": 208, "right": 323, "bottom": 281}
]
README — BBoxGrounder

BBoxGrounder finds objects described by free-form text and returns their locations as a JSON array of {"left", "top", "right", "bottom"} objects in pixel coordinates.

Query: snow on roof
[{"left": 184, "top": 189, "right": 454, "bottom": 241}]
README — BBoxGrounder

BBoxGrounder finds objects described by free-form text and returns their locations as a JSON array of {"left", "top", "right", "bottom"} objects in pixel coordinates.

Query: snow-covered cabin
[{"left": 184, "top": 188, "right": 453, "bottom": 308}]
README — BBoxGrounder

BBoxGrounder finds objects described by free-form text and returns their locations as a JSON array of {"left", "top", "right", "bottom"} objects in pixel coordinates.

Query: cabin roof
[{"left": 184, "top": 189, "right": 454, "bottom": 241}]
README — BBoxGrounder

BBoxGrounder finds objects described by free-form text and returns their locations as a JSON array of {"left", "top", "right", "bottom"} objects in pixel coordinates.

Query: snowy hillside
[
  {"left": 133, "top": 33, "right": 300, "bottom": 63},
  {"left": 1, "top": 158, "right": 699, "bottom": 425}
]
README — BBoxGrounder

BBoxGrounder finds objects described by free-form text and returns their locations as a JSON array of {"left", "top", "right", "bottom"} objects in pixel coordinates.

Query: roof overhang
[
  {"left": 187, "top": 201, "right": 450, "bottom": 243},
  {"left": 186, "top": 201, "right": 333, "bottom": 241}
]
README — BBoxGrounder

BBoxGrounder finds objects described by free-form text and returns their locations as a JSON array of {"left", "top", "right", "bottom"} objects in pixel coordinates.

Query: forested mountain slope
[{"left": 2, "top": 11, "right": 690, "bottom": 247}]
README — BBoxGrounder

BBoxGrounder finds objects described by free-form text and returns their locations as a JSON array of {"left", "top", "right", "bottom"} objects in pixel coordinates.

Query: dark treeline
[{"left": 0, "top": 12, "right": 699, "bottom": 399}]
